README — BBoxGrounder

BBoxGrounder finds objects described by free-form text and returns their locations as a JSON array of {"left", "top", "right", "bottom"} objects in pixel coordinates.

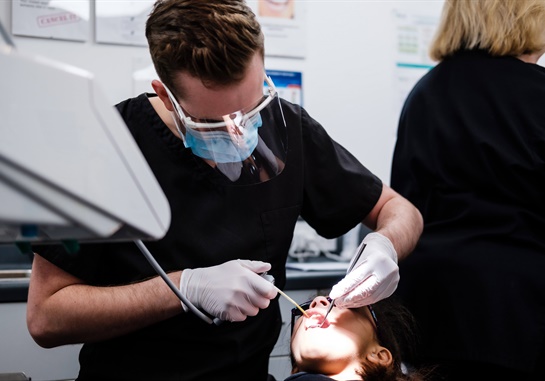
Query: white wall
[
  {"left": 296, "top": 1, "right": 443, "bottom": 182},
  {"left": 1, "top": 0, "right": 444, "bottom": 184}
]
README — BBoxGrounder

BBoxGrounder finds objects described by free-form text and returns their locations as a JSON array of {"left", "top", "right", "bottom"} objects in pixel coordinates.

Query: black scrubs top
[
  {"left": 34, "top": 95, "right": 382, "bottom": 381},
  {"left": 391, "top": 50, "right": 545, "bottom": 372}
]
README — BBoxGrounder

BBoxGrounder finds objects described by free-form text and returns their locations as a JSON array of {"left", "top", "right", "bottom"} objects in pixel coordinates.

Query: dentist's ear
[
  {"left": 152, "top": 80, "right": 175, "bottom": 112},
  {"left": 366, "top": 346, "right": 393, "bottom": 367}
]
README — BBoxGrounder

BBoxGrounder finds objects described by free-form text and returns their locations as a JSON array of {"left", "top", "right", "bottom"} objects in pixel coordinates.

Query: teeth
[{"left": 305, "top": 315, "right": 324, "bottom": 329}]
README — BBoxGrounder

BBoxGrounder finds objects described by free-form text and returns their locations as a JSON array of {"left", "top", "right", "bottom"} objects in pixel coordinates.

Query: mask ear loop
[{"left": 170, "top": 111, "right": 187, "bottom": 146}]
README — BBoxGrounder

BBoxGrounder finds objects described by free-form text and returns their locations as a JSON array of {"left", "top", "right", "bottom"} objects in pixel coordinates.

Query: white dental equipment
[
  {"left": 0, "top": 20, "right": 272, "bottom": 326},
  {"left": 0, "top": 20, "right": 170, "bottom": 245}
]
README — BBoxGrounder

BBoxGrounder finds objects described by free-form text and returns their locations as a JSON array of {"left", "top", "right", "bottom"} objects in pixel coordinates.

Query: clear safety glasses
[
  {"left": 164, "top": 75, "right": 277, "bottom": 132},
  {"left": 163, "top": 74, "right": 287, "bottom": 184}
]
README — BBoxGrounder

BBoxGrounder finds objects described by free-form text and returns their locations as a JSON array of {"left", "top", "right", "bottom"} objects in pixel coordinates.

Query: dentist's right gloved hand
[{"left": 179, "top": 259, "right": 277, "bottom": 322}]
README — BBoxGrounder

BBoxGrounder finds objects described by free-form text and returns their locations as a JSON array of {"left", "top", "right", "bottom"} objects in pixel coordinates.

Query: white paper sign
[
  {"left": 393, "top": 9, "right": 440, "bottom": 113},
  {"left": 95, "top": 0, "right": 154, "bottom": 47},
  {"left": 12, "top": 0, "right": 89, "bottom": 42}
]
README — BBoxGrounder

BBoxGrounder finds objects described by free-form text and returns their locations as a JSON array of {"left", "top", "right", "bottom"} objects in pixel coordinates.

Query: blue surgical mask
[{"left": 183, "top": 113, "right": 262, "bottom": 163}]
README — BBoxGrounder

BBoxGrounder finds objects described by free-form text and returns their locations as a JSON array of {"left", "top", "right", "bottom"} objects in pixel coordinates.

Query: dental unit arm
[
  {"left": 0, "top": 20, "right": 239, "bottom": 325},
  {"left": 0, "top": 20, "right": 170, "bottom": 248}
]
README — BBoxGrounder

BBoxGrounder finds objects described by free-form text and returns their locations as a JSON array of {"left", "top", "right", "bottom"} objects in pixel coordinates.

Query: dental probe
[
  {"left": 320, "top": 242, "right": 367, "bottom": 327},
  {"left": 214, "top": 274, "right": 310, "bottom": 324},
  {"left": 275, "top": 286, "right": 310, "bottom": 318}
]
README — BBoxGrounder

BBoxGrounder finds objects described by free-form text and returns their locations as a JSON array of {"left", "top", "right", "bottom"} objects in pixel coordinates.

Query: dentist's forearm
[
  {"left": 364, "top": 185, "right": 423, "bottom": 260},
  {"left": 27, "top": 254, "right": 183, "bottom": 348}
]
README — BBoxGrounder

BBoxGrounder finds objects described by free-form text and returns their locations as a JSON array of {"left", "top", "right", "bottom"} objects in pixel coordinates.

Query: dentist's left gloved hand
[
  {"left": 330, "top": 232, "right": 399, "bottom": 308},
  {"left": 179, "top": 259, "right": 278, "bottom": 322}
]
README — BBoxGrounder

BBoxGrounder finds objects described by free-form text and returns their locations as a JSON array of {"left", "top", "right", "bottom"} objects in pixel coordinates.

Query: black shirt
[
  {"left": 391, "top": 50, "right": 545, "bottom": 372},
  {"left": 35, "top": 94, "right": 382, "bottom": 381}
]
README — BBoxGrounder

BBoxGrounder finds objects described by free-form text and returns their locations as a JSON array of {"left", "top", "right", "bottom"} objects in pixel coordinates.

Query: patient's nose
[{"left": 310, "top": 296, "right": 331, "bottom": 309}]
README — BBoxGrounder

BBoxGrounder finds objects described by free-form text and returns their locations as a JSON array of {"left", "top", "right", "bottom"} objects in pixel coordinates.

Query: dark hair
[
  {"left": 145, "top": 0, "right": 264, "bottom": 98},
  {"left": 360, "top": 296, "right": 435, "bottom": 381}
]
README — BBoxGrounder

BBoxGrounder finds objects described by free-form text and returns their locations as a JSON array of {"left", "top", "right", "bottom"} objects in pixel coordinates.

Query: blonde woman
[{"left": 391, "top": 1, "right": 545, "bottom": 380}]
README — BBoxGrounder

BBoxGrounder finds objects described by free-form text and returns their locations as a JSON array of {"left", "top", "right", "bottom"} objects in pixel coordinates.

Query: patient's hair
[
  {"left": 430, "top": 0, "right": 545, "bottom": 61},
  {"left": 145, "top": 0, "right": 264, "bottom": 98}
]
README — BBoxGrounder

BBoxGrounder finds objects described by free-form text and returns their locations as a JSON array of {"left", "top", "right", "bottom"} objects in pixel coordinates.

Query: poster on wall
[
  {"left": 12, "top": 0, "right": 89, "bottom": 42},
  {"left": 248, "top": 0, "right": 306, "bottom": 58},
  {"left": 266, "top": 70, "right": 303, "bottom": 106},
  {"left": 95, "top": 0, "right": 154, "bottom": 47},
  {"left": 392, "top": 8, "right": 440, "bottom": 114}
]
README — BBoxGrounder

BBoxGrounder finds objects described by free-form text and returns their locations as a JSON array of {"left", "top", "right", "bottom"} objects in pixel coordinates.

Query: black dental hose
[{"left": 134, "top": 239, "right": 216, "bottom": 325}]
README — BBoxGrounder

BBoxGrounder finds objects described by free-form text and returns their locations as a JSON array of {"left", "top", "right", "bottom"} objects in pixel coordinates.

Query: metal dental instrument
[{"left": 320, "top": 242, "right": 367, "bottom": 327}]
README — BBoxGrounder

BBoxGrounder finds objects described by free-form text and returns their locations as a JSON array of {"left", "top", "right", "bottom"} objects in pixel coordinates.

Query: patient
[{"left": 287, "top": 296, "right": 433, "bottom": 381}]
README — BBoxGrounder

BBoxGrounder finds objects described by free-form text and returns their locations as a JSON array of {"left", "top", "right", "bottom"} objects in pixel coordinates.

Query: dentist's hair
[{"left": 145, "top": 0, "right": 264, "bottom": 98}]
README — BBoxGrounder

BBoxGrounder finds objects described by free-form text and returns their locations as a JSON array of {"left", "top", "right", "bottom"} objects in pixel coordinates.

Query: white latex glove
[
  {"left": 179, "top": 259, "right": 277, "bottom": 322},
  {"left": 329, "top": 232, "right": 399, "bottom": 308}
]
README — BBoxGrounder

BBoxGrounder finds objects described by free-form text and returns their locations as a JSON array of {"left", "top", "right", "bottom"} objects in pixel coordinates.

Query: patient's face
[{"left": 290, "top": 296, "right": 377, "bottom": 375}]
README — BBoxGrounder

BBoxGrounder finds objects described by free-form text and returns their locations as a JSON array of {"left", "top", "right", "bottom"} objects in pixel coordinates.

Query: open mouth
[{"left": 304, "top": 311, "right": 330, "bottom": 329}]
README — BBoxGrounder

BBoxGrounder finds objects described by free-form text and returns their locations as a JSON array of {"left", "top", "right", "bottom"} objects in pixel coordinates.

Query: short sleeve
[{"left": 299, "top": 108, "right": 382, "bottom": 238}]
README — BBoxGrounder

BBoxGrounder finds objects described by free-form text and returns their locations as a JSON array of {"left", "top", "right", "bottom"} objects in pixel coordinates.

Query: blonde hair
[{"left": 430, "top": 0, "right": 545, "bottom": 61}]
